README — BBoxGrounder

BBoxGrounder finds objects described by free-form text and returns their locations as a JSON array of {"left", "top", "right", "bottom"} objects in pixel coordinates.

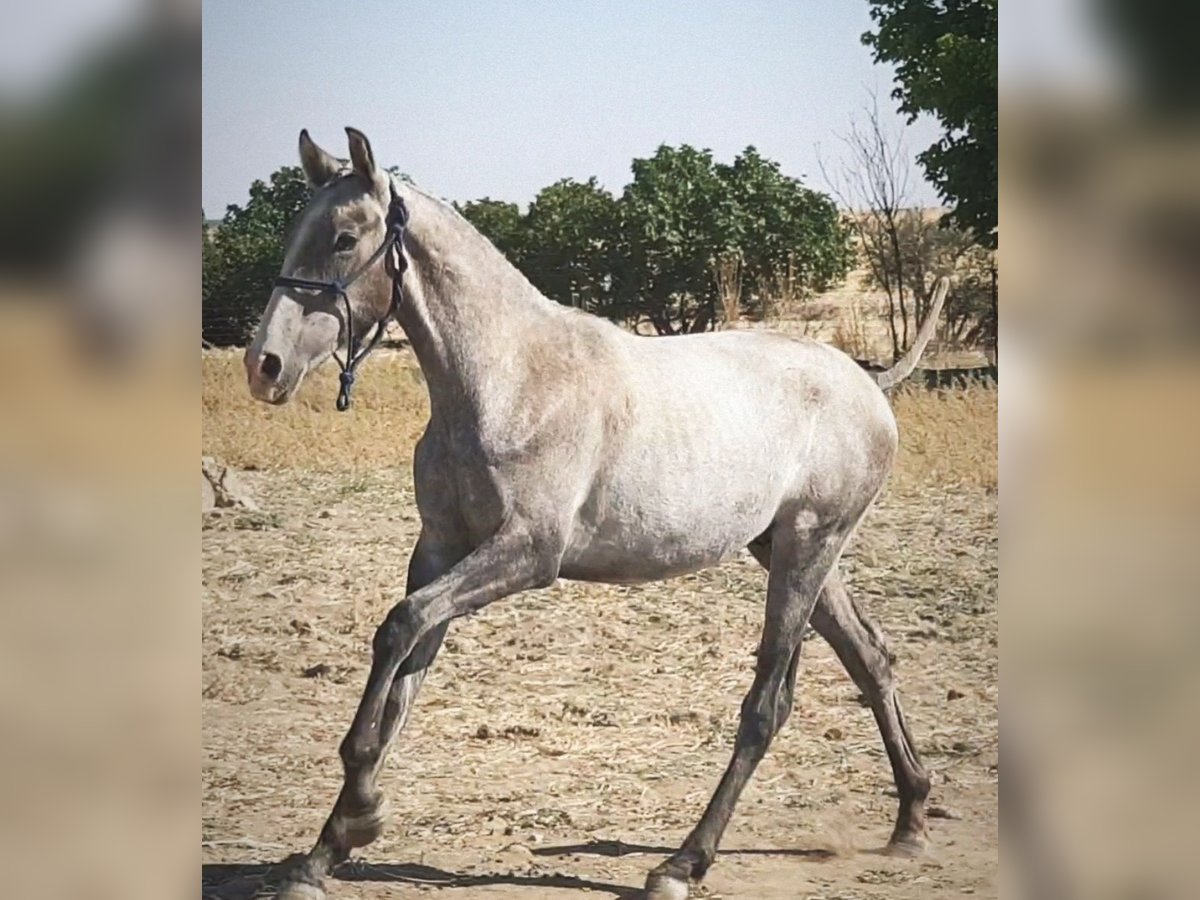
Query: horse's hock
[{"left": 202, "top": 456, "right": 260, "bottom": 515}]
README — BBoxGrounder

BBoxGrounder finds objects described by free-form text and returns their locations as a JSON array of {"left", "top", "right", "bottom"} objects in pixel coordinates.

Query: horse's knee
[
  {"left": 521, "top": 529, "right": 565, "bottom": 589},
  {"left": 373, "top": 605, "right": 419, "bottom": 659},
  {"left": 737, "top": 696, "right": 781, "bottom": 757}
]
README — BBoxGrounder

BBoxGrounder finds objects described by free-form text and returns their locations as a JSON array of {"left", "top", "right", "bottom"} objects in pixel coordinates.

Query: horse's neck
[{"left": 393, "top": 186, "right": 555, "bottom": 414}]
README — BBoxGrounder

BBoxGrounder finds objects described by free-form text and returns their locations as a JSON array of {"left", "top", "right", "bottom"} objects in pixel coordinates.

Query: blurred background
[
  {"left": 0, "top": 1, "right": 198, "bottom": 898},
  {"left": 0, "top": 0, "right": 1197, "bottom": 896},
  {"left": 1002, "top": 1, "right": 1200, "bottom": 898}
]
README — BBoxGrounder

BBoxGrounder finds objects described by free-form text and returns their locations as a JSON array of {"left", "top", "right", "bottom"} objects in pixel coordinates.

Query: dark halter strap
[{"left": 272, "top": 183, "right": 410, "bottom": 411}]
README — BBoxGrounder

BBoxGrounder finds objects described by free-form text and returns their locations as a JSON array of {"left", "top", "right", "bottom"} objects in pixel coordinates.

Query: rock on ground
[{"left": 202, "top": 457, "right": 260, "bottom": 514}]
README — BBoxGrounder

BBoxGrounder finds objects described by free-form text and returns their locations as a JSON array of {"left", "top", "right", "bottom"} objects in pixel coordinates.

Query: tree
[
  {"left": 819, "top": 97, "right": 994, "bottom": 361},
  {"left": 523, "top": 178, "right": 623, "bottom": 315},
  {"left": 820, "top": 98, "right": 924, "bottom": 361},
  {"left": 619, "top": 144, "right": 852, "bottom": 334},
  {"left": 203, "top": 150, "right": 853, "bottom": 344},
  {"left": 863, "top": 0, "right": 997, "bottom": 248},
  {"left": 939, "top": 239, "right": 995, "bottom": 350},
  {"left": 462, "top": 148, "right": 852, "bottom": 335},
  {"left": 717, "top": 147, "right": 853, "bottom": 320},
  {"left": 202, "top": 165, "right": 309, "bottom": 346},
  {"left": 620, "top": 145, "right": 729, "bottom": 334}
]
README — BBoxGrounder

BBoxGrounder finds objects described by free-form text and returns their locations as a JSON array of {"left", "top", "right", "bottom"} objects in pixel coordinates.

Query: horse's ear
[
  {"left": 345, "top": 127, "right": 378, "bottom": 183},
  {"left": 298, "top": 129, "right": 340, "bottom": 187}
]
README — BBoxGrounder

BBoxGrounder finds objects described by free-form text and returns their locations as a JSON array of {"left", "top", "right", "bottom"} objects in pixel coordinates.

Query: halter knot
[{"left": 336, "top": 370, "right": 357, "bottom": 412}]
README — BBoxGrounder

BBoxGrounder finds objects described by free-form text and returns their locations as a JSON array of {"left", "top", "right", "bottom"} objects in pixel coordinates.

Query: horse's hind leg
[
  {"left": 809, "top": 572, "right": 930, "bottom": 853},
  {"left": 751, "top": 538, "right": 932, "bottom": 854},
  {"left": 645, "top": 516, "right": 852, "bottom": 900}
]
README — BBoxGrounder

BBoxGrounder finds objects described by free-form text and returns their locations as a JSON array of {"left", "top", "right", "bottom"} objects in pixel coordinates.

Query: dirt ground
[{"left": 202, "top": 467, "right": 996, "bottom": 900}]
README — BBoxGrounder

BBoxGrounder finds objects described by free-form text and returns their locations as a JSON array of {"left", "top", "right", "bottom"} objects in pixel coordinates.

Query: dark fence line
[
  {"left": 855, "top": 358, "right": 997, "bottom": 389},
  {"left": 918, "top": 365, "right": 997, "bottom": 389}
]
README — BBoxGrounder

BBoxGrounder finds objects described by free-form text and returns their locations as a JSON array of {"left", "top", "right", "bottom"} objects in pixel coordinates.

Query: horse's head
[{"left": 245, "top": 128, "right": 395, "bottom": 404}]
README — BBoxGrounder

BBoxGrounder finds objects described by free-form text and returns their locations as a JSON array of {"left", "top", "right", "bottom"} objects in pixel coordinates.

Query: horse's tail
[{"left": 874, "top": 277, "right": 950, "bottom": 391}]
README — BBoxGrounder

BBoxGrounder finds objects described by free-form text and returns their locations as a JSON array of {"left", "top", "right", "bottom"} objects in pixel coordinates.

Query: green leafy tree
[
  {"left": 620, "top": 144, "right": 852, "bottom": 334},
  {"left": 205, "top": 151, "right": 852, "bottom": 345},
  {"left": 863, "top": 0, "right": 997, "bottom": 248},
  {"left": 717, "top": 147, "right": 854, "bottom": 318},
  {"left": 202, "top": 165, "right": 309, "bottom": 345},
  {"left": 620, "top": 145, "right": 731, "bottom": 334},
  {"left": 523, "top": 178, "right": 623, "bottom": 315},
  {"left": 457, "top": 147, "right": 852, "bottom": 334}
]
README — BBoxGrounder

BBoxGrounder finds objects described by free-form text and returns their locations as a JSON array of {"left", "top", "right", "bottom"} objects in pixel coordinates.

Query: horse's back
[{"left": 609, "top": 327, "right": 891, "bottom": 443}]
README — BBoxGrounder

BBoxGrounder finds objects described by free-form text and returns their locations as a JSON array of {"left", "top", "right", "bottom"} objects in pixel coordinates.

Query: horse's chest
[
  {"left": 413, "top": 431, "right": 507, "bottom": 543},
  {"left": 454, "top": 468, "right": 507, "bottom": 538}
]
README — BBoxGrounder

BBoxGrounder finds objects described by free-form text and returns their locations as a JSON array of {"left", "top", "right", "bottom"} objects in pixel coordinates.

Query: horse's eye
[{"left": 334, "top": 232, "right": 358, "bottom": 253}]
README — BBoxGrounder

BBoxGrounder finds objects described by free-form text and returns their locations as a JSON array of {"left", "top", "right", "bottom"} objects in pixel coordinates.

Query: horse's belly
[
  {"left": 558, "top": 532, "right": 740, "bottom": 584},
  {"left": 559, "top": 470, "right": 779, "bottom": 584}
]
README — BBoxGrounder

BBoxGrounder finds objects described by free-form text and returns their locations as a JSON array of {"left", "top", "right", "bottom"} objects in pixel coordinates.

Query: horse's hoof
[
  {"left": 884, "top": 830, "right": 927, "bottom": 858},
  {"left": 644, "top": 872, "right": 690, "bottom": 900},
  {"left": 275, "top": 881, "right": 326, "bottom": 900},
  {"left": 341, "top": 796, "right": 391, "bottom": 848}
]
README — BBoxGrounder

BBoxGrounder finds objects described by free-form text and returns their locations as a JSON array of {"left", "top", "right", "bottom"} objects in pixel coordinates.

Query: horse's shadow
[
  {"left": 533, "top": 838, "right": 836, "bottom": 861},
  {"left": 201, "top": 841, "right": 837, "bottom": 899},
  {"left": 201, "top": 852, "right": 641, "bottom": 899}
]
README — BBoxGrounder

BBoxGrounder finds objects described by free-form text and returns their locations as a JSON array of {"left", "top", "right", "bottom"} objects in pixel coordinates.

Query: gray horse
[{"left": 245, "top": 127, "right": 947, "bottom": 900}]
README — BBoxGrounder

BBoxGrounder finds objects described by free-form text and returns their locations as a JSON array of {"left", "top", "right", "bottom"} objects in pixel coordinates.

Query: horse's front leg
[
  {"left": 315, "top": 539, "right": 458, "bottom": 860},
  {"left": 276, "top": 524, "right": 563, "bottom": 900}
]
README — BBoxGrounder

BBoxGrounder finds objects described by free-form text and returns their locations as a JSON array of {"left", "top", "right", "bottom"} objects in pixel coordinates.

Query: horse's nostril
[{"left": 260, "top": 352, "right": 283, "bottom": 381}]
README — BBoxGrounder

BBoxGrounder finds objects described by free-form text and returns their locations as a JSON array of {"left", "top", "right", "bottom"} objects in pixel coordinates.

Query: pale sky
[{"left": 202, "top": 0, "right": 947, "bottom": 216}]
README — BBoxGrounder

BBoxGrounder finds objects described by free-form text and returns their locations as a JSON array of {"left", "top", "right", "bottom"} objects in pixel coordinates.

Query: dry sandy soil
[{"left": 202, "top": 462, "right": 997, "bottom": 899}]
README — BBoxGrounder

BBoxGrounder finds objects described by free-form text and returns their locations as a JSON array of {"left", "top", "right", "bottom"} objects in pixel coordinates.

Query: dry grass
[
  {"left": 829, "top": 296, "right": 873, "bottom": 361},
  {"left": 890, "top": 385, "right": 997, "bottom": 493},
  {"left": 203, "top": 349, "right": 429, "bottom": 472},
  {"left": 203, "top": 349, "right": 996, "bottom": 491},
  {"left": 713, "top": 253, "right": 743, "bottom": 328}
]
